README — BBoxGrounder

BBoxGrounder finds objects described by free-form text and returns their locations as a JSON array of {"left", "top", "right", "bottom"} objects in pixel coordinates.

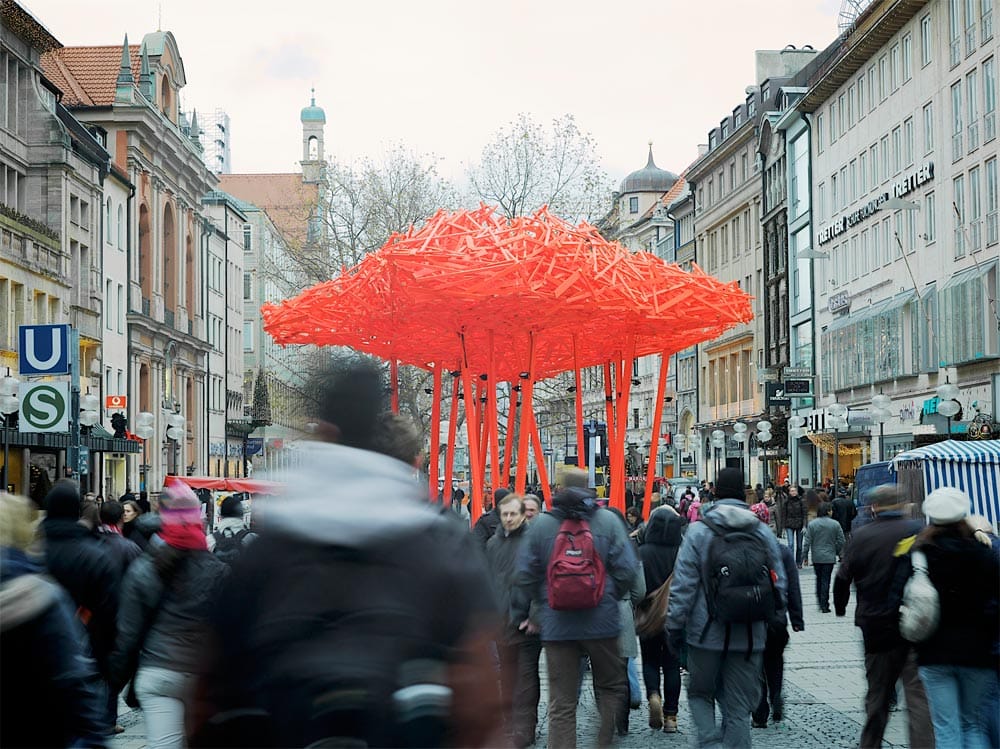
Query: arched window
[
  {"left": 117, "top": 205, "right": 124, "bottom": 249},
  {"left": 160, "top": 75, "right": 171, "bottom": 118},
  {"left": 105, "top": 198, "right": 113, "bottom": 243},
  {"left": 308, "top": 136, "right": 318, "bottom": 159}
]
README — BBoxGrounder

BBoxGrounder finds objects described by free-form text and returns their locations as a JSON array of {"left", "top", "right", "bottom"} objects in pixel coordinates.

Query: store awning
[
  {"left": 939, "top": 258, "right": 998, "bottom": 291},
  {"left": 826, "top": 288, "right": 917, "bottom": 333},
  {"left": 0, "top": 427, "right": 142, "bottom": 454}
]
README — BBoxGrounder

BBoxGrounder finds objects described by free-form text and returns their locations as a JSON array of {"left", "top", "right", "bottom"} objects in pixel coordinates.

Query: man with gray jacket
[
  {"left": 511, "top": 468, "right": 640, "bottom": 749},
  {"left": 802, "top": 500, "right": 846, "bottom": 613},
  {"left": 666, "top": 468, "right": 787, "bottom": 749}
]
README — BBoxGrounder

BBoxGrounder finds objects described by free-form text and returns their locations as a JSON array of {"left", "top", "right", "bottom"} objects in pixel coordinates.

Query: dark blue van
[{"left": 851, "top": 461, "right": 896, "bottom": 530}]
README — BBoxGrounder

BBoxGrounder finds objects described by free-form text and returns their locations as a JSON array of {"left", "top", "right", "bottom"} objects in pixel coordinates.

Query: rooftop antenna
[{"left": 157, "top": 0, "right": 162, "bottom": 30}]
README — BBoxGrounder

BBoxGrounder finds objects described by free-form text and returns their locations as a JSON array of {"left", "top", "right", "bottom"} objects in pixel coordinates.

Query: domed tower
[
  {"left": 300, "top": 88, "right": 326, "bottom": 184},
  {"left": 620, "top": 143, "right": 678, "bottom": 195}
]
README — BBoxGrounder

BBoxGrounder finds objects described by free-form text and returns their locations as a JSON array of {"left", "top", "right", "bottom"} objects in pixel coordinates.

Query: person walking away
[
  {"left": 783, "top": 485, "right": 806, "bottom": 566},
  {"left": 511, "top": 467, "right": 640, "bottom": 749},
  {"left": 40, "top": 479, "right": 121, "bottom": 737},
  {"left": 606, "top": 507, "right": 645, "bottom": 735},
  {"left": 487, "top": 494, "right": 542, "bottom": 748},
  {"left": 208, "top": 495, "right": 257, "bottom": 565},
  {"left": 666, "top": 468, "right": 787, "bottom": 749},
  {"left": 832, "top": 488, "right": 857, "bottom": 542},
  {"left": 752, "top": 539, "right": 804, "bottom": 727},
  {"left": 966, "top": 514, "right": 1000, "bottom": 747},
  {"left": 773, "top": 485, "right": 787, "bottom": 537},
  {"left": 190, "top": 362, "right": 502, "bottom": 748},
  {"left": 910, "top": 489, "right": 999, "bottom": 748},
  {"left": 109, "top": 479, "right": 230, "bottom": 749},
  {"left": 1, "top": 493, "right": 109, "bottom": 748},
  {"left": 802, "top": 501, "right": 846, "bottom": 612},
  {"left": 638, "top": 505, "right": 685, "bottom": 733},
  {"left": 833, "top": 484, "right": 934, "bottom": 749}
]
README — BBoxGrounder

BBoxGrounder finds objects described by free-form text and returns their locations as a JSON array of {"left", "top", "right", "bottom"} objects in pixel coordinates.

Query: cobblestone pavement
[{"left": 112, "top": 566, "right": 916, "bottom": 748}]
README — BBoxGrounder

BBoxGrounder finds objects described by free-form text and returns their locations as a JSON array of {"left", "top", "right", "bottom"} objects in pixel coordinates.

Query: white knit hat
[{"left": 922, "top": 487, "right": 970, "bottom": 525}]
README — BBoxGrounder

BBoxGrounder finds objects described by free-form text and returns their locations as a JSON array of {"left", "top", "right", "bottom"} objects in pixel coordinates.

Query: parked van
[{"left": 851, "top": 460, "right": 895, "bottom": 530}]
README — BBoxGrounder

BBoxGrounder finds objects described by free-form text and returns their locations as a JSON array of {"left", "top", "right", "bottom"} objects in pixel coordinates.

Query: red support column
[
  {"left": 428, "top": 365, "right": 442, "bottom": 502},
  {"left": 390, "top": 360, "right": 399, "bottom": 414},
  {"left": 574, "top": 336, "right": 585, "bottom": 469},
  {"left": 443, "top": 372, "right": 460, "bottom": 511},
  {"left": 514, "top": 332, "right": 536, "bottom": 494},
  {"left": 643, "top": 353, "right": 670, "bottom": 520}
]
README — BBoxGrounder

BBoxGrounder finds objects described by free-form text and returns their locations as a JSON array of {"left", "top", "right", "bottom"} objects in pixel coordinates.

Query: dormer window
[
  {"left": 734, "top": 108, "right": 743, "bottom": 128},
  {"left": 709, "top": 131, "right": 718, "bottom": 149},
  {"left": 748, "top": 97, "right": 757, "bottom": 117},
  {"left": 721, "top": 120, "right": 730, "bottom": 139}
]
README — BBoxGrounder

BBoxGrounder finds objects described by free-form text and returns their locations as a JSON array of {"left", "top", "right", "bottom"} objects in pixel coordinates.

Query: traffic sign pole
[{"left": 68, "top": 328, "right": 81, "bottom": 483}]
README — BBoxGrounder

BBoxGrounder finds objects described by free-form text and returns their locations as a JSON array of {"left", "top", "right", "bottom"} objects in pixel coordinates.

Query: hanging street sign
[
  {"left": 20, "top": 382, "right": 70, "bottom": 433},
  {"left": 105, "top": 394, "right": 128, "bottom": 410},
  {"left": 18, "top": 324, "right": 71, "bottom": 375}
]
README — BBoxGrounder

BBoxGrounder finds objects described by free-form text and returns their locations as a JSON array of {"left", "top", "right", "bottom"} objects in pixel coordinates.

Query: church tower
[{"left": 300, "top": 88, "right": 325, "bottom": 184}]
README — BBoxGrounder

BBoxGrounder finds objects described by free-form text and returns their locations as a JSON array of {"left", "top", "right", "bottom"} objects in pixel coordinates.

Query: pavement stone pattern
[{"left": 112, "top": 565, "right": 916, "bottom": 748}]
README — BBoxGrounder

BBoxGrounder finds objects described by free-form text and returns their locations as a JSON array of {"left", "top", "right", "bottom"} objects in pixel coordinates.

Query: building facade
[{"left": 800, "top": 0, "right": 998, "bottom": 476}]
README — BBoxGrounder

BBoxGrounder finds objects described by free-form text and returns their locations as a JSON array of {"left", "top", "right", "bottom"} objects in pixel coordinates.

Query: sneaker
[
  {"left": 772, "top": 699, "right": 784, "bottom": 722},
  {"left": 113, "top": 725, "right": 126, "bottom": 735},
  {"left": 752, "top": 719, "right": 768, "bottom": 728},
  {"left": 648, "top": 693, "right": 663, "bottom": 730},
  {"left": 663, "top": 714, "right": 678, "bottom": 733}
]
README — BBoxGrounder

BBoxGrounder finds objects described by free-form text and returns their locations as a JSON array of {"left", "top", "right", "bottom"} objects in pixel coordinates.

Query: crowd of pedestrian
[{"left": 1, "top": 358, "right": 997, "bottom": 749}]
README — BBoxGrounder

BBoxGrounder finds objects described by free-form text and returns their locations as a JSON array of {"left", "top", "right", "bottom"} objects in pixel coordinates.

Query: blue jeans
[
  {"left": 918, "top": 664, "right": 993, "bottom": 748},
  {"left": 626, "top": 657, "right": 641, "bottom": 706},
  {"left": 785, "top": 528, "right": 803, "bottom": 565}
]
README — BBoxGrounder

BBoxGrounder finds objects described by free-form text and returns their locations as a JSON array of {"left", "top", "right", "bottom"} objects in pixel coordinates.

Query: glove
[{"left": 666, "top": 629, "right": 685, "bottom": 657}]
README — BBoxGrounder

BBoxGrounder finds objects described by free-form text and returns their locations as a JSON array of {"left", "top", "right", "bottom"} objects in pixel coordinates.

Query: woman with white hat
[{"left": 912, "top": 487, "right": 999, "bottom": 748}]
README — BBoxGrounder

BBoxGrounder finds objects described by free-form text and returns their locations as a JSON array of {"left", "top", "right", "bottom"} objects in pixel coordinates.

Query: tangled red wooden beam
[{"left": 263, "top": 206, "right": 753, "bottom": 519}]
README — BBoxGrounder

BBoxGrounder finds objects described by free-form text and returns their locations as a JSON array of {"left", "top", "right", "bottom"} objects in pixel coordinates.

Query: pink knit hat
[{"left": 159, "top": 477, "right": 202, "bottom": 525}]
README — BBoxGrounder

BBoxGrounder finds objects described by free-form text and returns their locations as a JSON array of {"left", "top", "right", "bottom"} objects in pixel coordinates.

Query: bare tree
[{"left": 467, "top": 113, "right": 613, "bottom": 222}]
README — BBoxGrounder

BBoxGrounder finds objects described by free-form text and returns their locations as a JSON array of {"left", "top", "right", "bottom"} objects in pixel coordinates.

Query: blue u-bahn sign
[{"left": 18, "top": 324, "right": 71, "bottom": 375}]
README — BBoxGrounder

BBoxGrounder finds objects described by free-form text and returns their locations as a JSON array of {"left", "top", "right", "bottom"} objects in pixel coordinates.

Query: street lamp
[
  {"left": 710, "top": 429, "right": 726, "bottom": 480},
  {"left": 732, "top": 422, "right": 749, "bottom": 480},
  {"left": 756, "top": 421, "right": 772, "bottom": 485},
  {"left": 166, "top": 412, "right": 185, "bottom": 476},
  {"left": 0, "top": 376, "right": 19, "bottom": 492},
  {"left": 827, "top": 402, "right": 849, "bottom": 487},
  {"left": 935, "top": 381, "right": 961, "bottom": 436},
  {"left": 133, "top": 412, "right": 155, "bottom": 491},
  {"left": 871, "top": 393, "right": 892, "bottom": 461}
]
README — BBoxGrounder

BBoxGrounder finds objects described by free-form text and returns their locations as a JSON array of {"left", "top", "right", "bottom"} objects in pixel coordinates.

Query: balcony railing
[
  {"left": 968, "top": 120, "right": 980, "bottom": 152},
  {"left": 985, "top": 111, "right": 996, "bottom": 143},
  {"left": 986, "top": 211, "right": 998, "bottom": 246},
  {"left": 952, "top": 131, "right": 963, "bottom": 162}
]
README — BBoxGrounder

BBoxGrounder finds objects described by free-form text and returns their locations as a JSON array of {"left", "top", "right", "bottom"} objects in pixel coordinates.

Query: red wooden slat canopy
[{"left": 262, "top": 206, "right": 753, "bottom": 519}]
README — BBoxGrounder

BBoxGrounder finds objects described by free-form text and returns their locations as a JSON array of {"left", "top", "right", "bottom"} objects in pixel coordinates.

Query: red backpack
[{"left": 546, "top": 517, "right": 607, "bottom": 610}]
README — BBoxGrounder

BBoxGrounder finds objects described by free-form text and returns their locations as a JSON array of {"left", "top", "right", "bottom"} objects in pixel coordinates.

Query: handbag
[
  {"left": 635, "top": 574, "right": 672, "bottom": 639},
  {"left": 899, "top": 550, "right": 939, "bottom": 643}
]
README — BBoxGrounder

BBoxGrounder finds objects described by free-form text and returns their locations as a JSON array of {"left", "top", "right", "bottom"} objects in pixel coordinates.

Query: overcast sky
[{"left": 27, "top": 0, "right": 843, "bottom": 185}]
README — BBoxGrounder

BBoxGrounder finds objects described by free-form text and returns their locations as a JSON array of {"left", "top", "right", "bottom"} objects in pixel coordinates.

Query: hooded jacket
[
  {"left": 196, "top": 441, "right": 501, "bottom": 748},
  {"left": 1, "top": 548, "right": 108, "bottom": 748},
  {"left": 639, "top": 508, "right": 684, "bottom": 594},
  {"left": 41, "top": 516, "right": 120, "bottom": 672},
  {"left": 666, "top": 499, "right": 788, "bottom": 652},
  {"left": 510, "top": 487, "right": 640, "bottom": 642}
]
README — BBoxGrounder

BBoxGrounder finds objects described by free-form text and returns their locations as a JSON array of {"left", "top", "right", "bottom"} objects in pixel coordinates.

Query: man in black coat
[
  {"left": 833, "top": 484, "right": 933, "bottom": 749},
  {"left": 472, "top": 487, "right": 509, "bottom": 551},
  {"left": 41, "top": 480, "right": 122, "bottom": 734},
  {"left": 831, "top": 490, "right": 857, "bottom": 540}
]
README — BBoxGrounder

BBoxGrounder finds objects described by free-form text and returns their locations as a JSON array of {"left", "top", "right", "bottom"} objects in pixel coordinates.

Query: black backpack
[
  {"left": 699, "top": 514, "right": 778, "bottom": 657},
  {"left": 212, "top": 527, "right": 250, "bottom": 566}
]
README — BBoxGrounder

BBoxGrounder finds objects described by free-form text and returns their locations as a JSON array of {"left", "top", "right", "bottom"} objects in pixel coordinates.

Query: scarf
[{"left": 158, "top": 522, "right": 208, "bottom": 551}]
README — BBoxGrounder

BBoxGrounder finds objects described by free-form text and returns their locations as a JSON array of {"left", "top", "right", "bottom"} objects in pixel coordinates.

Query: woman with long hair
[{"left": 912, "top": 488, "right": 999, "bottom": 748}]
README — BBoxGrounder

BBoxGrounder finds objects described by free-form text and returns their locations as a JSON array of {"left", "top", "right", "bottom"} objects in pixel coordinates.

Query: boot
[
  {"left": 648, "top": 693, "right": 663, "bottom": 730},
  {"left": 664, "top": 714, "right": 678, "bottom": 733}
]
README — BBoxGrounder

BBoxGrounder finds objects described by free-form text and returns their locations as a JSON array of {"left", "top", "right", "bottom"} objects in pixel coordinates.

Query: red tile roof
[
  {"left": 41, "top": 45, "right": 141, "bottom": 107},
  {"left": 218, "top": 174, "right": 320, "bottom": 249},
  {"left": 661, "top": 174, "right": 688, "bottom": 207}
]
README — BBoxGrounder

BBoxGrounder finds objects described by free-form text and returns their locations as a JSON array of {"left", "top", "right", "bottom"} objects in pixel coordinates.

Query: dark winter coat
[
  {"left": 831, "top": 496, "right": 857, "bottom": 535},
  {"left": 783, "top": 496, "right": 806, "bottom": 531},
  {"left": 511, "top": 488, "right": 640, "bottom": 642},
  {"left": 110, "top": 546, "right": 229, "bottom": 687},
  {"left": 777, "top": 544, "right": 805, "bottom": 631},
  {"left": 914, "top": 527, "right": 999, "bottom": 669},
  {"left": 802, "top": 517, "right": 846, "bottom": 564},
  {"left": 97, "top": 526, "right": 143, "bottom": 578},
  {"left": 486, "top": 520, "right": 531, "bottom": 638},
  {"left": 472, "top": 508, "right": 501, "bottom": 552},
  {"left": 122, "top": 518, "right": 149, "bottom": 550},
  {"left": 833, "top": 511, "right": 923, "bottom": 653},
  {"left": 41, "top": 517, "right": 120, "bottom": 673},
  {"left": 639, "top": 508, "right": 684, "bottom": 594},
  {"left": 1, "top": 548, "right": 109, "bottom": 748}
]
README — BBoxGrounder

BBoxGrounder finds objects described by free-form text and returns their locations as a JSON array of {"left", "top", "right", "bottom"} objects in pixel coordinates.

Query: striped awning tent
[{"left": 891, "top": 440, "right": 1000, "bottom": 528}]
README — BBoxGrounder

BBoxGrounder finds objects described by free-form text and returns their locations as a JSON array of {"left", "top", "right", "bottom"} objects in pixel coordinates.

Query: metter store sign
[{"left": 818, "top": 161, "right": 934, "bottom": 245}]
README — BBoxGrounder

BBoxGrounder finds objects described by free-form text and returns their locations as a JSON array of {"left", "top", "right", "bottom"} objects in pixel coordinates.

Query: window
[
  {"left": 741, "top": 152, "right": 748, "bottom": 181},
  {"left": 894, "top": 211, "right": 904, "bottom": 258},
  {"left": 117, "top": 284, "right": 124, "bottom": 333},
  {"left": 950, "top": 0, "right": 962, "bottom": 66},
  {"left": 860, "top": 151, "right": 868, "bottom": 194},
  {"left": 629, "top": 196, "right": 639, "bottom": 214},
  {"left": 729, "top": 162, "right": 736, "bottom": 190},
  {"left": 904, "top": 118, "right": 915, "bottom": 166},
  {"left": 721, "top": 224, "right": 729, "bottom": 264},
  {"left": 984, "top": 0, "right": 995, "bottom": 41},
  {"left": 734, "top": 108, "right": 743, "bottom": 128},
  {"left": 117, "top": 205, "right": 124, "bottom": 249},
  {"left": 881, "top": 135, "right": 890, "bottom": 180},
  {"left": 733, "top": 215, "right": 741, "bottom": 257},
  {"left": 924, "top": 102, "right": 935, "bottom": 153},
  {"left": 921, "top": 14, "right": 933, "bottom": 66},
  {"left": 873, "top": 216, "right": 882, "bottom": 261},
  {"left": 954, "top": 174, "right": 966, "bottom": 257},
  {"left": 243, "top": 272, "right": 252, "bottom": 300},
  {"left": 849, "top": 84, "right": 857, "bottom": 128},
  {"left": 879, "top": 55, "right": 889, "bottom": 100},
  {"left": 851, "top": 236, "right": 860, "bottom": 279},
  {"left": 709, "top": 131, "right": 718, "bottom": 149},
  {"left": 984, "top": 57, "right": 996, "bottom": 142},
  {"left": 105, "top": 199, "right": 112, "bottom": 243},
  {"left": 861, "top": 229, "right": 870, "bottom": 273},
  {"left": 816, "top": 113, "right": 824, "bottom": 153},
  {"left": 986, "top": 157, "right": 997, "bottom": 244},
  {"left": 831, "top": 173, "right": 838, "bottom": 213},
  {"left": 925, "top": 192, "right": 937, "bottom": 242},
  {"left": 890, "top": 44, "right": 900, "bottom": 91},
  {"left": 883, "top": 218, "right": 893, "bottom": 264},
  {"left": 868, "top": 66, "right": 878, "bottom": 111},
  {"left": 818, "top": 182, "right": 826, "bottom": 222},
  {"left": 747, "top": 96, "right": 756, "bottom": 118},
  {"left": 721, "top": 120, "right": 730, "bottom": 140},
  {"left": 870, "top": 143, "right": 879, "bottom": 184},
  {"left": 105, "top": 280, "right": 113, "bottom": 328},
  {"left": 243, "top": 321, "right": 254, "bottom": 351},
  {"left": 968, "top": 69, "right": 980, "bottom": 150},
  {"left": 838, "top": 93, "right": 846, "bottom": 135},
  {"left": 242, "top": 224, "right": 252, "bottom": 252},
  {"left": 708, "top": 179, "right": 714, "bottom": 204},
  {"left": 966, "top": 0, "right": 978, "bottom": 53},
  {"left": 970, "top": 166, "right": 982, "bottom": 248},
  {"left": 850, "top": 159, "right": 858, "bottom": 201},
  {"left": 902, "top": 34, "right": 913, "bottom": 82},
  {"left": 840, "top": 166, "right": 848, "bottom": 208},
  {"left": 952, "top": 81, "right": 964, "bottom": 160}
]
